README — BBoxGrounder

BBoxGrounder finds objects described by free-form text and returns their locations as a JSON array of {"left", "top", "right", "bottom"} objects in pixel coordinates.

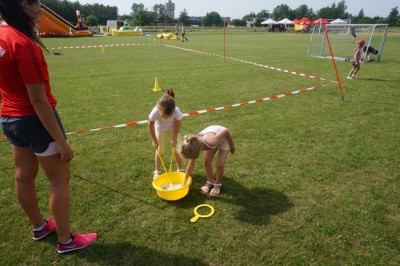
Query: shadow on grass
[
  {"left": 221, "top": 177, "right": 293, "bottom": 225},
  {"left": 75, "top": 173, "right": 293, "bottom": 225},
  {"left": 74, "top": 175, "right": 163, "bottom": 209},
  {"left": 171, "top": 175, "right": 293, "bottom": 225},
  {"left": 75, "top": 242, "right": 207, "bottom": 265}
]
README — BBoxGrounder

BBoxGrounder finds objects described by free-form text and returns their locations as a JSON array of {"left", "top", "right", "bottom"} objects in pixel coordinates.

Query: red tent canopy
[
  {"left": 292, "top": 19, "right": 300, "bottom": 24},
  {"left": 298, "top": 17, "right": 313, "bottom": 25},
  {"left": 313, "top": 18, "right": 330, "bottom": 24}
]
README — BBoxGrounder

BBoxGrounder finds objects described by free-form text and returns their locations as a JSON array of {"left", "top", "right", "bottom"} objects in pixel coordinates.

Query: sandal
[
  {"left": 200, "top": 181, "right": 213, "bottom": 194},
  {"left": 210, "top": 183, "right": 222, "bottom": 197}
]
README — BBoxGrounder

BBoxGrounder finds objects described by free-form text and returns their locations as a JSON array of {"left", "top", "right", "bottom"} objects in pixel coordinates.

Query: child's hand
[
  {"left": 230, "top": 144, "right": 235, "bottom": 154},
  {"left": 171, "top": 139, "right": 177, "bottom": 147},
  {"left": 152, "top": 140, "right": 159, "bottom": 149}
]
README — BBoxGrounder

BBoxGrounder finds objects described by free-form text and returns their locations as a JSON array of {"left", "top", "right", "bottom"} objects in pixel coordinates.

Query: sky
[{"left": 78, "top": 0, "right": 399, "bottom": 19}]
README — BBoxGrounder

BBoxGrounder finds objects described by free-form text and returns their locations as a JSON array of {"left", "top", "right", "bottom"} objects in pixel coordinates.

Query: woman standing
[{"left": 0, "top": 0, "right": 96, "bottom": 253}]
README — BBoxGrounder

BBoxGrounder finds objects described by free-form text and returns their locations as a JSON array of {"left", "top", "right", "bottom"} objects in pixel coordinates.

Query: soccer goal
[{"left": 307, "top": 23, "right": 388, "bottom": 62}]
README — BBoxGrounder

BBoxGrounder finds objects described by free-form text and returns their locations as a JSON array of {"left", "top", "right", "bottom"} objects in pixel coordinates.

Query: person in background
[
  {"left": 148, "top": 89, "right": 184, "bottom": 179},
  {"left": 363, "top": 45, "right": 379, "bottom": 61},
  {"left": 174, "top": 24, "right": 179, "bottom": 40},
  {"left": 347, "top": 39, "right": 365, "bottom": 80},
  {"left": 181, "top": 25, "right": 187, "bottom": 42},
  {"left": 350, "top": 26, "right": 357, "bottom": 42},
  {"left": 180, "top": 125, "right": 235, "bottom": 196},
  {"left": 0, "top": 0, "right": 96, "bottom": 254}
]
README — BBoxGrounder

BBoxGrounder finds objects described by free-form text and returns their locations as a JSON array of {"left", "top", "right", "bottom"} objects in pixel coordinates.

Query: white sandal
[
  {"left": 200, "top": 181, "right": 213, "bottom": 194},
  {"left": 210, "top": 183, "right": 221, "bottom": 197}
]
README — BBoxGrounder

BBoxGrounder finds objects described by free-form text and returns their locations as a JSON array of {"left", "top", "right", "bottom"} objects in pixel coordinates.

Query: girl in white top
[
  {"left": 180, "top": 125, "right": 235, "bottom": 196},
  {"left": 148, "top": 89, "right": 183, "bottom": 178}
]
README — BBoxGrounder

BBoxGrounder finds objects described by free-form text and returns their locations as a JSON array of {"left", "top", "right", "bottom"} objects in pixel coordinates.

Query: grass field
[{"left": 1, "top": 30, "right": 399, "bottom": 265}]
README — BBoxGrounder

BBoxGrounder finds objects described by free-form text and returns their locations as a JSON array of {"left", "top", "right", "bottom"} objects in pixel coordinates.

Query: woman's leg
[
  {"left": 37, "top": 154, "right": 71, "bottom": 243},
  {"left": 13, "top": 146, "right": 45, "bottom": 228}
]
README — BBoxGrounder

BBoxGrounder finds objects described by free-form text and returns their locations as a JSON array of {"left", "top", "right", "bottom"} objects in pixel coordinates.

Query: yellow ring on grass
[{"left": 190, "top": 204, "right": 215, "bottom": 223}]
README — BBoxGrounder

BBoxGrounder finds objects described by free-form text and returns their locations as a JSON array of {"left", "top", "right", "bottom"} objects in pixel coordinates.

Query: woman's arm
[{"left": 26, "top": 82, "right": 73, "bottom": 163}]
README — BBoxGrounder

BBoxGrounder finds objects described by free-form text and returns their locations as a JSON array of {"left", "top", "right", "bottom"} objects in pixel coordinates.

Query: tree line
[{"left": 38, "top": 0, "right": 399, "bottom": 27}]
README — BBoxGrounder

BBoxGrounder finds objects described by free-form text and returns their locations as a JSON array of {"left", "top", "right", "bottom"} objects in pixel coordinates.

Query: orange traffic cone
[{"left": 153, "top": 77, "right": 161, "bottom": 92}]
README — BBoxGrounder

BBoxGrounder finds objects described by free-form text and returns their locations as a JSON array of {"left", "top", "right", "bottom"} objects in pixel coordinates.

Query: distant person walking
[
  {"left": 175, "top": 24, "right": 179, "bottom": 40},
  {"left": 350, "top": 26, "right": 357, "bottom": 42},
  {"left": 181, "top": 25, "right": 187, "bottom": 42}
]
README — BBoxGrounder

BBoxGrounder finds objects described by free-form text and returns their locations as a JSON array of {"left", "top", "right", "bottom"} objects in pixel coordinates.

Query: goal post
[{"left": 307, "top": 23, "right": 388, "bottom": 62}]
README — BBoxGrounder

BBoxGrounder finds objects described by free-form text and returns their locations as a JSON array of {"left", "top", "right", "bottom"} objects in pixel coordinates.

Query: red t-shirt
[{"left": 0, "top": 24, "right": 57, "bottom": 116}]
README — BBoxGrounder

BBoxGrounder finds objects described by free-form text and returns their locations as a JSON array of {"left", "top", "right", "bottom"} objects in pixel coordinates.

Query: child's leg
[
  {"left": 174, "top": 152, "right": 183, "bottom": 171},
  {"left": 353, "top": 65, "right": 361, "bottom": 75},
  {"left": 214, "top": 150, "right": 229, "bottom": 185},
  {"left": 203, "top": 149, "right": 217, "bottom": 183},
  {"left": 348, "top": 66, "right": 356, "bottom": 77},
  {"left": 154, "top": 152, "right": 161, "bottom": 172},
  {"left": 155, "top": 130, "right": 166, "bottom": 173}
]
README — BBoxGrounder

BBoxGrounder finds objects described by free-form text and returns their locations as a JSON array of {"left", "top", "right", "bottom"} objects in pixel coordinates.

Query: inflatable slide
[{"left": 38, "top": 4, "right": 93, "bottom": 37}]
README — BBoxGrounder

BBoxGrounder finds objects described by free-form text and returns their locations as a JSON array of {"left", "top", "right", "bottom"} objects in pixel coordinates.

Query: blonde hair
[{"left": 180, "top": 135, "right": 202, "bottom": 159}]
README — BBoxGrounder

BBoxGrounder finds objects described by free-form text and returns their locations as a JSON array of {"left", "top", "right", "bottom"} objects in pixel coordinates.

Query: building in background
[{"left": 165, "top": 0, "right": 175, "bottom": 19}]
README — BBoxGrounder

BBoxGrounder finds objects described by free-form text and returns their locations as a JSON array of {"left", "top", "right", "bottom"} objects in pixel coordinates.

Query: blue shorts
[{"left": 1, "top": 109, "right": 66, "bottom": 154}]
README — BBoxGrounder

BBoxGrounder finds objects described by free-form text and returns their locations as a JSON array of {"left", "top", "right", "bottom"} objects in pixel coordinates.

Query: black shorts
[{"left": 1, "top": 109, "right": 66, "bottom": 153}]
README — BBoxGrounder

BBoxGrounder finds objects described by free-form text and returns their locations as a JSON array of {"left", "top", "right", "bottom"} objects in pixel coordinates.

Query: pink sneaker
[
  {"left": 57, "top": 233, "right": 97, "bottom": 254},
  {"left": 32, "top": 217, "right": 56, "bottom": 240}
]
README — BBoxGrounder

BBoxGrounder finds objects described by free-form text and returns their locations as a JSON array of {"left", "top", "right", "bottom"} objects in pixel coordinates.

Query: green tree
[
  {"left": 257, "top": 10, "right": 270, "bottom": 20},
  {"left": 202, "top": 11, "right": 222, "bottom": 26},
  {"left": 387, "top": 7, "right": 399, "bottom": 26},
  {"left": 316, "top": 1, "right": 347, "bottom": 19},
  {"left": 271, "top": 4, "right": 291, "bottom": 20},
  {"left": 179, "top": 9, "right": 190, "bottom": 25},
  {"left": 293, "top": 4, "right": 313, "bottom": 19},
  {"left": 153, "top": 4, "right": 166, "bottom": 21},
  {"left": 131, "top": 3, "right": 146, "bottom": 16},
  {"left": 336, "top": 0, "right": 347, "bottom": 18},
  {"left": 132, "top": 11, "right": 154, "bottom": 26},
  {"left": 231, "top": 19, "right": 245, "bottom": 26},
  {"left": 242, "top": 12, "right": 256, "bottom": 22},
  {"left": 81, "top": 4, "right": 118, "bottom": 25},
  {"left": 85, "top": 15, "right": 98, "bottom": 26},
  {"left": 356, "top": 9, "right": 365, "bottom": 22}
]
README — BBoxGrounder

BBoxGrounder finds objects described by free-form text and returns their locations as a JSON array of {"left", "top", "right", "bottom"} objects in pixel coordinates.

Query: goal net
[{"left": 307, "top": 24, "right": 388, "bottom": 62}]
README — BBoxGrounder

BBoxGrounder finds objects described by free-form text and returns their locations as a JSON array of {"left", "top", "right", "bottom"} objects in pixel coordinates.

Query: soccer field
[{"left": 1, "top": 31, "right": 399, "bottom": 265}]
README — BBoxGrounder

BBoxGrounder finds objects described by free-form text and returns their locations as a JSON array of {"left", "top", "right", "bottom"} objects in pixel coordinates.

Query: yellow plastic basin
[{"left": 152, "top": 172, "right": 192, "bottom": 201}]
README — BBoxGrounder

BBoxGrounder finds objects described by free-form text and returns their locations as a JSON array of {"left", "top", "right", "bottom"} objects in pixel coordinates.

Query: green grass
[{"left": 1, "top": 31, "right": 399, "bottom": 265}]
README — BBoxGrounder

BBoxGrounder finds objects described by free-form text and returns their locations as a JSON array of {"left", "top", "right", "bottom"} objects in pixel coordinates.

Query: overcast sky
[{"left": 78, "top": 0, "right": 398, "bottom": 18}]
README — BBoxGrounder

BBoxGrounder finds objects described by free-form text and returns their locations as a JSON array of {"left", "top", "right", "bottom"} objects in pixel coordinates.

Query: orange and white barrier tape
[{"left": 0, "top": 83, "right": 329, "bottom": 141}]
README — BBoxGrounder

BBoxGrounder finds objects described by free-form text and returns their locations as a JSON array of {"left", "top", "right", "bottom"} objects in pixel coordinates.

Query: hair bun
[{"left": 166, "top": 89, "right": 175, "bottom": 98}]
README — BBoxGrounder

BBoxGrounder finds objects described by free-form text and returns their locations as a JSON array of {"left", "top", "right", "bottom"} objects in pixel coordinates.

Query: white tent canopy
[
  {"left": 330, "top": 18, "right": 348, "bottom": 24},
  {"left": 261, "top": 18, "right": 277, "bottom": 25},
  {"left": 277, "top": 18, "right": 294, "bottom": 24}
]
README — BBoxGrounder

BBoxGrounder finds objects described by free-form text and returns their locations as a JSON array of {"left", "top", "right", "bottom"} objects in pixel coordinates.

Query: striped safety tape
[{"left": 0, "top": 83, "right": 329, "bottom": 141}]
